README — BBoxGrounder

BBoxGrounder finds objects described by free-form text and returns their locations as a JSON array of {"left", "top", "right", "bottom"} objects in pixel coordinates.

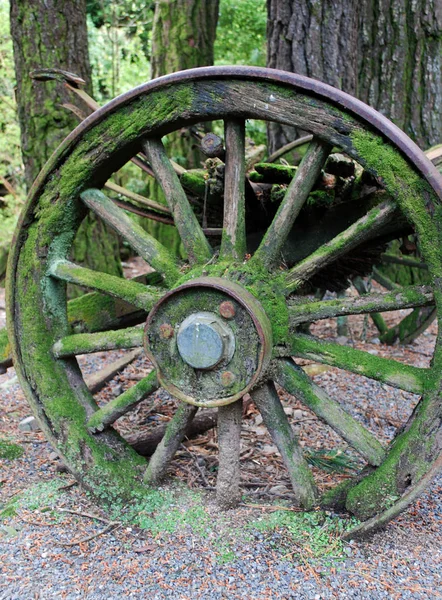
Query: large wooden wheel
[{"left": 7, "top": 67, "right": 442, "bottom": 537}]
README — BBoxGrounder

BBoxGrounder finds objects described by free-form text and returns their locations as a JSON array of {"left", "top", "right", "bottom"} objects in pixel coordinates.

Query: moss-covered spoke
[
  {"left": 252, "top": 139, "right": 331, "bottom": 269},
  {"left": 80, "top": 188, "right": 180, "bottom": 283},
  {"left": 87, "top": 370, "right": 158, "bottom": 432},
  {"left": 142, "top": 137, "right": 213, "bottom": 265},
  {"left": 288, "top": 284, "right": 434, "bottom": 326},
  {"left": 144, "top": 402, "right": 198, "bottom": 485},
  {"left": 252, "top": 381, "right": 318, "bottom": 508},
  {"left": 275, "top": 359, "right": 386, "bottom": 466},
  {"left": 220, "top": 119, "right": 247, "bottom": 260},
  {"left": 53, "top": 326, "right": 144, "bottom": 358},
  {"left": 50, "top": 259, "right": 163, "bottom": 311},
  {"left": 284, "top": 200, "right": 398, "bottom": 294},
  {"left": 285, "top": 333, "right": 428, "bottom": 394}
]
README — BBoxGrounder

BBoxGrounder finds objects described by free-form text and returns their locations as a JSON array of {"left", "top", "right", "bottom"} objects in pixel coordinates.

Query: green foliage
[
  {"left": 0, "top": 438, "right": 24, "bottom": 460},
  {"left": 251, "top": 510, "right": 359, "bottom": 560},
  {"left": 215, "top": 0, "right": 267, "bottom": 66},
  {"left": 87, "top": 6, "right": 152, "bottom": 103},
  {"left": 0, "top": 0, "right": 25, "bottom": 210}
]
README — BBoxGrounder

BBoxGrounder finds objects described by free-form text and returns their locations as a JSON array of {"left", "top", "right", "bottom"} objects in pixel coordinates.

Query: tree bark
[
  {"left": 266, "top": 0, "right": 442, "bottom": 152},
  {"left": 10, "top": 0, "right": 121, "bottom": 282},
  {"left": 10, "top": 0, "right": 92, "bottom": 187}
]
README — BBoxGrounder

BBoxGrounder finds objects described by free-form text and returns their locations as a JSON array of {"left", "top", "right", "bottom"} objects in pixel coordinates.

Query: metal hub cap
[
  {"left": 144, "top": 277, "right": 272, "bottom": 407},
  {"left": 176, "top": 312, "right": 235, "bottom": 370}
]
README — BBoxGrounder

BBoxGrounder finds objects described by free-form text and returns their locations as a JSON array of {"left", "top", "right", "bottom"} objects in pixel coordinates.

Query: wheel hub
[{"left": 144, "top": 277, "right": 273, "bottom": 407}]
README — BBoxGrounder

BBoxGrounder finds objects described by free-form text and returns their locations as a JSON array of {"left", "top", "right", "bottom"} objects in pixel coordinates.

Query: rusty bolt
[
  {"left": 219, "top": 301, "right": 236, "bottom": 319},
  {"left": 159, "top": 323, "right": 174, "bottom": 339},
  {"left": 221, "top": 371, "right": 236, "bottom": 387}
]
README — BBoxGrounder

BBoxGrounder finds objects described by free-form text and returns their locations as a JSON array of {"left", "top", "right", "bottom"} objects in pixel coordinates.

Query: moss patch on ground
[{"left": 0, "top": 438, "right": 24, "bottom": 460}]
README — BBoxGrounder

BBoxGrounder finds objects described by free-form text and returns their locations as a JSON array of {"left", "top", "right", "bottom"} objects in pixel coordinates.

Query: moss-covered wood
[
  {"left": 287, "top": 333, "right": 428, "bottom": 395},
  {"left": 144, "top": 402, "right": 198, "bottom": 485},
  {"left": 7, "top": 69, "right": 442, "bottom": 526},
  {"left": 52, "top": 326, "right": 144, "bottom": 358},
  {"left": 289, "top": 285, "right": 434, "bottom": 326},
  {"left": 87, "top": 370, "right": 158, "bottom": 433},
  {"left": 275, "top": 359, "right": 386, "bottom": 466},
  {"left": 252, "top": 381, "right": 318, "bottom": 508},
  {"left": 216, "top": 400, "right": 243, "bottom": 509}
]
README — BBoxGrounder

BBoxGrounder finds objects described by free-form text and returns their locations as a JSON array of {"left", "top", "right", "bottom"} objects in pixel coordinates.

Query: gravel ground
[{"left": 1, "top": 286, "right": 442, "bottom": 600}]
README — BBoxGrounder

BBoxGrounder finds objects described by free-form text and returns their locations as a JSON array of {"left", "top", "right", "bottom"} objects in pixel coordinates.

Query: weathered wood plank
[
  {"left": 142, "top": 137, "right": 213, "bottom": 264},
  {"left": 252, "top": 381, "right": 318, "bottom": 508},
  {"left": 220, "top": 119, "right": 247, "bottom": 260},
  {"left": 275, "top": 359, "right": 386, "bottom": 466}
]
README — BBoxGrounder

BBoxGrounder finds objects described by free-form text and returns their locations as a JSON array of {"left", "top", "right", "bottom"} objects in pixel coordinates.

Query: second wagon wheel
[{"left": 7, "top": 66, "right": 442, "bottom": 537}]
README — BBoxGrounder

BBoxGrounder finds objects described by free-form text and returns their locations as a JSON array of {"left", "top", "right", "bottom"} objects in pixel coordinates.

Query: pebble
[{"left": 18, "top": 415, "right": 40, "bottom": 432}]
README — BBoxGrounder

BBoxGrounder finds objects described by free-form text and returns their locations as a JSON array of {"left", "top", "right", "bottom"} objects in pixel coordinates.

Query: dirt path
[{"left": 1, "top": 285, "right": 442, "bottom": 599}]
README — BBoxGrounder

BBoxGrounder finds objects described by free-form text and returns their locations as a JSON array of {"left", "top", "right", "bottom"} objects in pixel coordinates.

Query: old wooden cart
[{"left": 7, "top": 66, "right": 442, "bottom": 538}]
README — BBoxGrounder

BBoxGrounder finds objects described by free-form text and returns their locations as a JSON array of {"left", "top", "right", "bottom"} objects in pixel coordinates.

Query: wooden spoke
[
  {"left": 53, "top": 326, "right": 143, "bottom": 357},
  {"left": 352, "top": 277, "right": 389, "bottom": 337},
  {"left": 252, "top": 382, "right": 318, "bottom": 508},
  {"left": 253, "top": 140, "right": 331, "bottom": 269},
  {"left": 286, "top": 333, "right": 427, "bottom": 394},
  {"left": 87, "top": 370, "right": 158, "bottom": 432},
  {"left": 144, "top": 403, "right": 198, "bottom": 485},
  {"left": 289, "top": 285, "right": 434, "bottom": 326},
  {"left": 216, "top": 400, "right": 243, "bottom": 508},
  {"left": 381, "top": 306, "right": 437, "bottom": 345},
  {"left": 50, "top": 260, "right": 162, "bottom": 311},
  {"left": 220, "top": 119, "right": 247, "bottom": 260},
  {"left": 275, "top": 359, "right": 386, "bottom": 466},
  {"left": 104, "top": 181, "right": 172, "bottom": 215},
  {"left": 142, "top": 137, "right": 213, "bottom": 264},
  {"left": 80, "top": 188, "right": 180, "bottom": 283},
  {"left": 285, "top": 200, "right": 398, "bottom": 293}
]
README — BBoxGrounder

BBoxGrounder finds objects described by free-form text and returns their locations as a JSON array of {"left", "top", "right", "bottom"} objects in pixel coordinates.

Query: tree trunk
[
  {"left": 10, "top": 0, "right": 92, "bottom": 187},
  {"left": 266, "top": 0, "right": 442, "bottom": 152},
  {"left": 146, "top": 0, "right": 220, "bottom": 254},
  {"left": 10, "top": 0, "right": 121, "bottom": 282},
  {"left": 358, "top": 0, "right": 442, "bottom": 149}
]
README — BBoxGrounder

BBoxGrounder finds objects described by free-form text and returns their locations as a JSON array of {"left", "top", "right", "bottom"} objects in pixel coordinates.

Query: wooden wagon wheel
[{"left": 7, "top": 67, "right": 442, "bottom": 538}]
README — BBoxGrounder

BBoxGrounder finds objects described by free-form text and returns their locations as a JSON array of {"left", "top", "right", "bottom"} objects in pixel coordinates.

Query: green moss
[
  {"left": 0, "top": 439, "right": 24, "bottom": 460},
  {"left": 249, "top": 509, "right": 359, "bottom": 560},
  {"left": 351, "top": 128, "right": 442, "bottom": 279},
  {"left": 0, "top": 328, "right": 10, "bottom": 361}
]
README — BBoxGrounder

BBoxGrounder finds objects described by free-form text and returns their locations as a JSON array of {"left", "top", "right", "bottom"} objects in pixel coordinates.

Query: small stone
[
  {"left": 336, "top": 336, "right": 348, "bottom": 345},
  {"left": 269, "top": 485, "right": 288, "bottom": 494},
  {"left": 367, "top": 349, "right": 379, "bottom": 355},
  {"left": 283, "top": 406, "right": 293, "bottom": 416},
  {"left": 254, "top": 414, "right": 263, "bottom": 426},
  {"left": 18, "top": 416, "right": 40, "bottom": 432},
  {"left": 292, "top": 409, "right": 303, "bottom": 420},
  {"left": 262, "top": 444, "right": 277, "bottom": 455},
  {"left": 370, "top": 337, "right": 380, "bottom": 344},
  {"left": 254, "top": 426, "right": 267, "bottom": 436}
]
